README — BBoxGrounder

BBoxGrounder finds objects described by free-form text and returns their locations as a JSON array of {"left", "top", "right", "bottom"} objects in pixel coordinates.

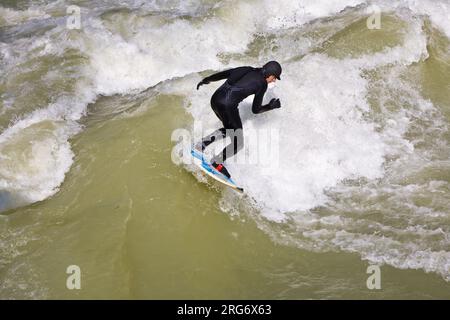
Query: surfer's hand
[
  {"left": 269, "top": 98, "right": 281, "bottom": 109},
  {"left": 196, "top": 79, "right": 209, "bottom": 90}
]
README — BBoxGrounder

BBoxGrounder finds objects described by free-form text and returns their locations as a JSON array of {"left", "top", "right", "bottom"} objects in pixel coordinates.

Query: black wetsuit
[{"left": 199, "top": 66, "right": 279, "bottom": 164}]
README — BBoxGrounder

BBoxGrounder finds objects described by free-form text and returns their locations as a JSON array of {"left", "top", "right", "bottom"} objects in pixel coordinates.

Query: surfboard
[{"left": 191, "top": 149, "right": 244, "bottom": 193}]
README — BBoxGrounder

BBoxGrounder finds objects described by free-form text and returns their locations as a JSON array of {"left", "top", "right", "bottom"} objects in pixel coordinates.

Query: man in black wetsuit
[{"left": 195, "top": 61, "right": 282, "bottom": 179}]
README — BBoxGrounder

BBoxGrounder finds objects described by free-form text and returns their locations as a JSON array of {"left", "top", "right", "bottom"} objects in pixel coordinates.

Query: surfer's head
[{"left": 262, "top": 61, "right": 282, "bottom": 83}]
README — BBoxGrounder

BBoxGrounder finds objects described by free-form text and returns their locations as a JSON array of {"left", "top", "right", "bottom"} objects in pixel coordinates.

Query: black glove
[
  {"left": 196, "top": 79, "right": 210, "bottom": 90},
  {"left": 268, "top": 98, "right": 281, "bottom": 109}
]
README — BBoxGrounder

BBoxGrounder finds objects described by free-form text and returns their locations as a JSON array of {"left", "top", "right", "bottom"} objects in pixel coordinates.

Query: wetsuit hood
[{"left": 262, "top": 61, "right": 282, "bottom": 80}]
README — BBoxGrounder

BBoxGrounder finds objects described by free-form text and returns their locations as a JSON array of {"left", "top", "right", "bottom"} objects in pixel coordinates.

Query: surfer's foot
[{"left": 211, "top": 162, "right": 231, "bottom": 179}]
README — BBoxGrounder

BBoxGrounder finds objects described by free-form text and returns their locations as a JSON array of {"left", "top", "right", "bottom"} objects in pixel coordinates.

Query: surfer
[{"left": 194, "top": 61, "right": 282, "bottom": 179}]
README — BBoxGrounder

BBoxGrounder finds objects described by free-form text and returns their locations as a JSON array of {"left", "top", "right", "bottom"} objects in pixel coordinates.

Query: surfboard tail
[{"left": 190, "top": 148, "right": 244, "bottom": 193}]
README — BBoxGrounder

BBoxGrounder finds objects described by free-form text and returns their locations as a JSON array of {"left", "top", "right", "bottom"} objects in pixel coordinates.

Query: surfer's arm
[
  {"left": 252, "top": 84, "right": 280, "bottom": 114},
  {"left": 204, "top": 66, "right": 252, "bottom": 82},
  {"left": 197, "top": 69, "right": 232, "bottom": 89},
  {"left": 203, "top": 69, "right": 233, "bottom": 82},
  {"left": 197, "top": 67, "right": 253, "bottom": 90}
]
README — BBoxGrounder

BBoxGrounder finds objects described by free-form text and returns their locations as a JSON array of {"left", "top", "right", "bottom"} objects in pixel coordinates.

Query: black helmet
[{"left": 262, "top": 61, "right": 282, "bottom": 80}]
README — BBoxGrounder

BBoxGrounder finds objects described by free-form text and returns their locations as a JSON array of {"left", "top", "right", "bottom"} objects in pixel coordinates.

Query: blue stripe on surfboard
[
  {"left": 191, "top": 149, "right": 239, "bottom": 186},
  {"left": 191, "top": 149, "right": 204, "bottom": 161}
]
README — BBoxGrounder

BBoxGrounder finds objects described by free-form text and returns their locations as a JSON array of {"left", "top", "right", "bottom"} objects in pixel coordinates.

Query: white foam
[
  {"left": 262, "top": 0, "right": 366, "bottom": 30},
  {"left": 83, "top": 2, "right": 255, "bottom": 95},
  {"left": 230, "top": 54, "right": 387, "bottom": 216},
  {"left": 82, "top": 0, "right": 373, "bottom": 96},
  {"left": 0, "top": 121, "right": 77, "bottom": 211},
  {"left": 0, "top": 7, "right": 50, "bottom": 27},
  {"left": 0, "top": 85, "right": 95, "bottom": 211},
  {"left": 376, "top": 0, "right": 450, "bottom": 39}
]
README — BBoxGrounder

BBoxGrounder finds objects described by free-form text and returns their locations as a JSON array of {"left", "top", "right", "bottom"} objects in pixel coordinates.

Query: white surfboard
[{"left": 191, "top": 149, "right": 244, "bottom": 193}]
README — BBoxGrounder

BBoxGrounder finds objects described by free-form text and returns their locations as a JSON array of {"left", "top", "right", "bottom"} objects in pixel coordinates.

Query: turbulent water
[{"left": 1, "top": 0, "right": 450, "bottom": 299}]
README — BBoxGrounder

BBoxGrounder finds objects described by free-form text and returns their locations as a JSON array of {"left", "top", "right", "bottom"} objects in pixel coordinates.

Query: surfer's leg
[
  {"left": 196, "top": 128, "right": 226, "bottom": 151},
  {"left": 209, "top": 126, "right": 242, "bottom": 179},
  {"left": 211, "top": 107, "right": 243, "bottom": 165},
  {"left": 194, "top": 98, "right": 228, "bottom": 152},
  {"left": 215, "top": 128, "right": 243, "bottom": 163}
]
